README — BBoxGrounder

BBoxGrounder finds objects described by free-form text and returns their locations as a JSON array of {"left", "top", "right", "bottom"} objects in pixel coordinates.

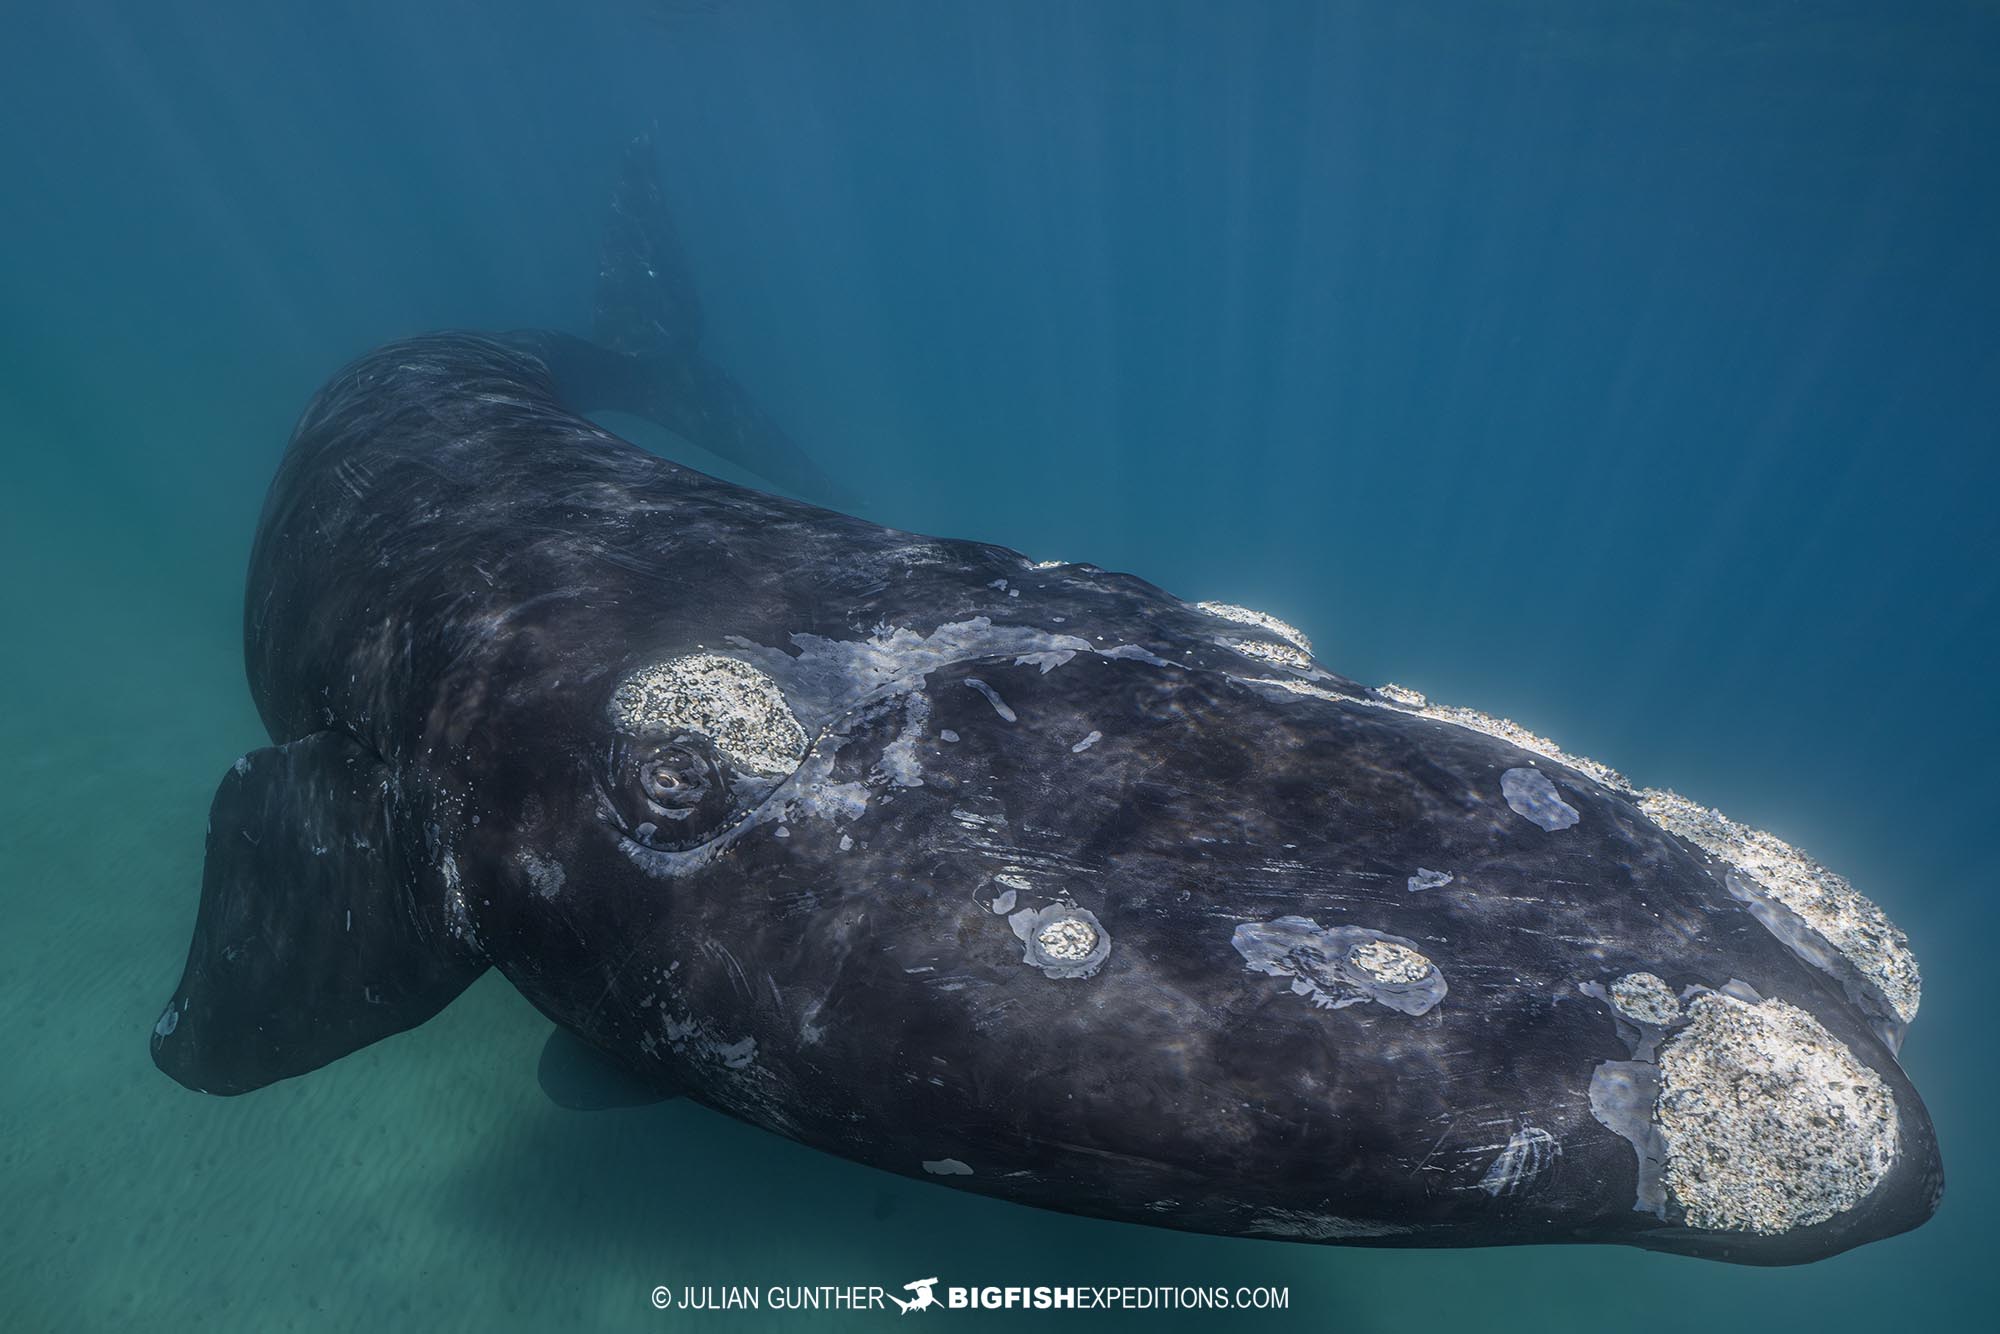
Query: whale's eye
[
  {"left": 615, "top": 732, "right": 738, "bottom": 849},
  {"left": 606, "top": 656, "right": 808, "bottom": 853},
  {"left": 642, "top": 746, "right": 712, "bottom": 807}
]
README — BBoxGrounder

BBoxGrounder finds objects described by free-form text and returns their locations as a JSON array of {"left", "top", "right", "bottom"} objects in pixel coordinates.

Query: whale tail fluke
[
  {"left": 593, "top": 131, "right": 705, "bottom": 364},
  {"left": 525, "top": 134, "right": 852, "bottom": 509}
]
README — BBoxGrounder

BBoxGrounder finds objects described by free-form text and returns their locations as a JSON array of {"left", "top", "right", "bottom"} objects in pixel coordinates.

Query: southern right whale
[{"left": 150, "top": 135, "right": 1941, "bottom": 1264}]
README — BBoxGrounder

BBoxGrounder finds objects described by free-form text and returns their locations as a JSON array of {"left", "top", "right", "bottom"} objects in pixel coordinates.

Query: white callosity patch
[
  {"left": 1009, "top": 904, "right": 1112, "bottom": 980},
  {"left": 1349, "top": 939, "right": 1432, "bottom": 985},
  {"left": 1406, "top": 867, "right": 1453, "bottom": 893},
  {"left": 1501, "top": 767, "right": 1581, "bottom": 831},
  {"left": 923, "top": 1158, "right": 974, "bottom": 1175},
  {"left": 1657, "top": 993, "right": 1899, "bottom": 1234},
  {"left": 1036, "top": 916, "right": 1099, "bottom": 962},
  {"left": 1367, "top": 684, "right": 1635, "bottom": 794},
  {"left": 1639, "top": 789, "right": 1919, "bottom": 1023},
  {"left": 1247, "top": 678, "right": 1345, "bottom": 704},
  {"left": 610, "top": 654, "right": 807, "bottom": 777},
  {"left": 1194, "top": 601, "right": 1314, "bottom": 654},
  {"left": 1610, "top": 972, "right": 1682, "bottom": 1026},
  {"left": 1231, "top": 917, "right": 1447, "bottom": 1017},
  {"left": 1220, "top": 637, "right": 1317, "bottom": 674}
]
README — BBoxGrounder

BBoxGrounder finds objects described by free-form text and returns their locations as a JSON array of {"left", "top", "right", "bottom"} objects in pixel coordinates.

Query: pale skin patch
[
  {"left": 1232, "top": 918, "right": 1447, "bottom": 1016},
  {"left": 609, "top": 654, "right": 807, "bottom": 777},
  {"left": 1657, "top": 993, "right": 1898, "bottom": 1234},
  {"left": 1350, "top": 939, "right": 1431, "bottom": 985},
  {"left": 1036, "top": 917, "right": 1099, "bottom": 962},
  {"left": 1193, "top": 601, "right": 1314, "bottom": 654},
  {"left": 1010, "top": 905, "right": 1112, "bottom": 979},
  {"left": 1609, "top": 972, "right": 1681, "bottom": 1025},
  {"left": 1639, "top": 788, "right": 1919, "bottom": 1023}
]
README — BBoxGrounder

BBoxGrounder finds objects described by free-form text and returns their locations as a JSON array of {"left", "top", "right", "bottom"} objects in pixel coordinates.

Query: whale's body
[{"left": 153, "top": 142, "right": 1941, "bottom": 1265}]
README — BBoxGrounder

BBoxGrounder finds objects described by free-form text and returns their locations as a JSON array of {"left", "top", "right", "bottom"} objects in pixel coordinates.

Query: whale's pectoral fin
[
  {"left": 537, "top": 1028, "right": 680, "bottom": 1111},
  {"left": 151, "top": 732, "right": 486, "bottom": 1095}
]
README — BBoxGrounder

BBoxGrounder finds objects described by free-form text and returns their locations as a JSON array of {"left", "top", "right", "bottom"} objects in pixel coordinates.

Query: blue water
[{"left": 3, "top": 2, "right": 1995, "bottom": 1329}]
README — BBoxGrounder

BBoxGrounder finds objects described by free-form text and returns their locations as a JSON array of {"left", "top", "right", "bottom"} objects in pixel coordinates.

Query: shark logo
[{"left": 891, "top": 1278, "right": 941, "bottom": 1314}]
